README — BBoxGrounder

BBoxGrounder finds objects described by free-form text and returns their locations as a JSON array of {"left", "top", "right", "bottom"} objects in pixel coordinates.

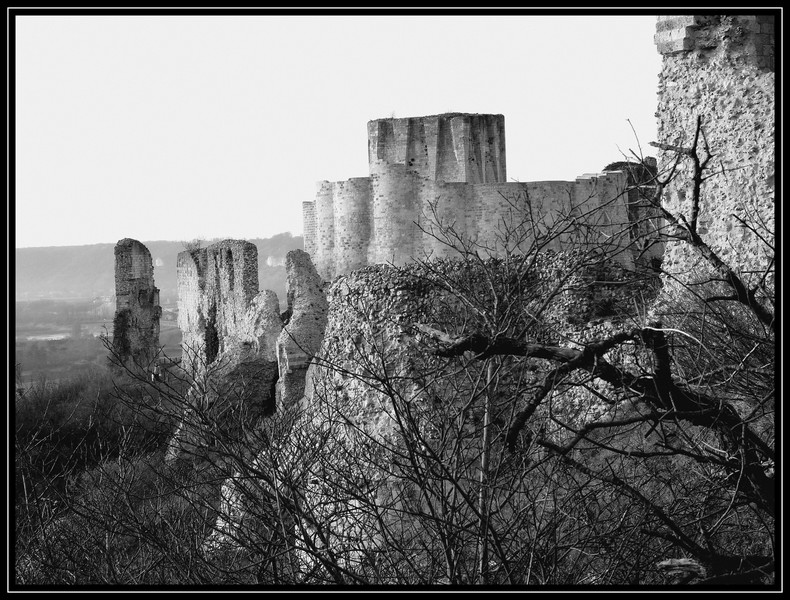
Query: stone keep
[
  {"left": 113, "top": 238, "right": 161, "bottom": 366},
  {"left": 304, "top": 113, "right": 641, "bottom": 282},
  {"left": 654, "top": 15, "right": 775, "bottom": 289}
]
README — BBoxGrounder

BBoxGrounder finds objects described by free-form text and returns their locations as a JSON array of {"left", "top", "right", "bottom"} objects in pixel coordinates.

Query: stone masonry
[
  {"left": 654, "top": 15, "right": 775, "bottom": 291},
  {"left": 276, "top": 249, "right": 329, "bottom": 410},
  {"left": 304, "top": 113, "right": 653, "bottom": 282},
  {"left": 168, "top": 241, "right": 284, "bottom": 462},
  {"left": 177, "top": 239, "right": 260, "bottom": 373},
  {"left": 112, "top": 238, "right": 161, "bottom": 366}
]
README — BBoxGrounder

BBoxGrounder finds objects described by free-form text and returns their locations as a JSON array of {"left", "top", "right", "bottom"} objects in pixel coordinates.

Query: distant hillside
[{"left": 15, "top": 233, "right": 304, "bottom": 304}]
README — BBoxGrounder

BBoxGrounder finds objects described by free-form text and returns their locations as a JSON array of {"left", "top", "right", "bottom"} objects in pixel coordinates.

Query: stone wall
[
  {"left": 309, "top": 253, "right": 650, "bottom": 439},
  {"left": 603, "top": 158, "right": 663, "bottom": 269},
  {"left": 280, "top": 254, "right": 652, "bottom": 570},
  {"left": 302, "top": 200, "right": 317, "bottom": 257},
  {"left": 306, "top": 170, "right": 635, "bottom": 281},
  {"left": 654, "top": 14, "right": 775, "bottom": 290},
  {"left": 113, "top": 238, "right": 161, "bottom": 366},
  {"left": 305, "top": 112, "right": 649, "bottom": 282}
]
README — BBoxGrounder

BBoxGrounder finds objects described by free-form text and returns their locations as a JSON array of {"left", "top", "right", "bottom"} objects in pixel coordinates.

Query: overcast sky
[{"left": 14, "top": 13, "right": 663, "bottom": 248}]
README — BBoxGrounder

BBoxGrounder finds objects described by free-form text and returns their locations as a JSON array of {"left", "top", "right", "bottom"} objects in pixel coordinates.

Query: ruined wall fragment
[
  {"left": 602, "top": 159, "right": 663, "bottom": 269},
  {"left": 177, "top": 247, "right": 209, "bottom": 373},
  {"left": 177, "top": 239, "right": 260, "bottom": 370},
  {"left": 113, "top": 238, "right": 161, "bottom": 366},
  {"left": 204, "top": 240, "right": 259, "bottom": 358},
  {"left": 655, "top": 15, "right": 775, "bottom": 290},
  {"left": 276, "top": 250, "right": 328, "bottom": 409},
  {"left": 168, "top": 285, "right": 283, "bottom": 463}
]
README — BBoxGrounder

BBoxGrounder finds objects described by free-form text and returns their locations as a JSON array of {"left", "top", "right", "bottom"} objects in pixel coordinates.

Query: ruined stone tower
[
  {"left": 177, "top": 239, "right": 259, "bottom": 373},
  {"left": 112, "top": 238, "right": 161, "bottom": 366}
]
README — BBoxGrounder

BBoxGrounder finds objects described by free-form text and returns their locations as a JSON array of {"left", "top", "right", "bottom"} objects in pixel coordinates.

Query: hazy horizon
[{"left": 13, "top": 230, "right": 302, "bottom": 250}]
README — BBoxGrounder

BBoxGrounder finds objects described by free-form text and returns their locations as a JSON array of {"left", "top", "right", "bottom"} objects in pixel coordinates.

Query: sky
[{"left": 14, "top": 12, "right": 664, "bottom": 248}]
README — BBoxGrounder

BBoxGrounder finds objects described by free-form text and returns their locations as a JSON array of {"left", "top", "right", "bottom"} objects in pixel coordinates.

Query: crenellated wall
[{"left": 305, "top": 112, "right": 646, "bottom": 281}]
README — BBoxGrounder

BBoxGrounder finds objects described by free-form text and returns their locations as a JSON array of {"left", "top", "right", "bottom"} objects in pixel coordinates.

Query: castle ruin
[
  {"left": 106, "top": 14, "right": 775, "bottom": 579},
  {"left": 303, "top": 113, "right": 663, "bottom": 282}
]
